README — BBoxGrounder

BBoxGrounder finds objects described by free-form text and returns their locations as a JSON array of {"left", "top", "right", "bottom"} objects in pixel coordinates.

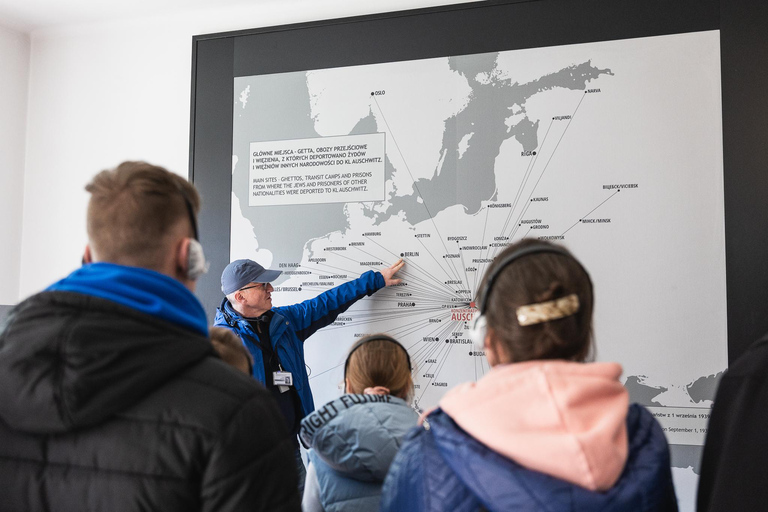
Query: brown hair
[
  {"left": 85, "top": 161, "right": 200, "bottom": 269},
  {"left": 480, "top": 239, "right": 594, "bottom": 363},
  {"left": 345, "top": 335, "right": 413, "bottom": 400},
  {"left": 210, "top": 327, "right": 253, "bottom": 375}
]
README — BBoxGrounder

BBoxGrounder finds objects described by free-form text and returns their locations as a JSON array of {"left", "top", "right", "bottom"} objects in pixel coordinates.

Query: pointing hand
[{"left": 380, "top": 258, "right": 405, "bottom": 287}]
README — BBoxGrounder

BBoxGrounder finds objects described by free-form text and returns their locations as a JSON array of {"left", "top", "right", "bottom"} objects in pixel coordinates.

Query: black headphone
[
  {"left": 177, "top": 184, "right": 209, "bottom": 280},
  {"left": 469, "top": 243, "right": 592, "bottom": 347},
  {"left": 343, "top": 334, "right": 412, "bottom": 383}
]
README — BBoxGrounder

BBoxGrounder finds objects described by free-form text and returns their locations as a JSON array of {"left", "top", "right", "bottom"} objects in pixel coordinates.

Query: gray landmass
[
  {"left": 624, "top": 375, "right": 667, "bottom": 406},
  {"left": 353, "top": 110, "right": 398, "bottom": 222},
  {"left": 233, "top": 54, "right": 612, "bottom": 268},
  {"left": 361, "top": 152, "right": 398, "bottom": 222},
  {"left": 625, "top": 375, "right": 709, "bottom": 473},
  {"left": 349, "top": 110, "right": 387, "bottom": 180},
  {"left": 450, "top": 52, "right": 499, "bottom": 81},
  {"left": 669, "top": 444, "right": 703, "bottom": 474},
  {"left": 373, "top": 55, "right": 613, "bottom": 226},
  {"left": 686, "top": 372, "right": 723, "bottom": 404},
  {"left": 233, "top": 72, "right": 348, "bottom": 278}
]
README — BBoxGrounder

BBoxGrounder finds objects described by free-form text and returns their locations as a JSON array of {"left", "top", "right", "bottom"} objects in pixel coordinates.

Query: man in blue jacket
[{"left": 213, "top": 257, "right": 404, "bottom": 488}]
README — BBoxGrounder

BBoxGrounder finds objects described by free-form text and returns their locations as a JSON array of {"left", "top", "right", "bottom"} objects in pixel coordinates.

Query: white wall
[
  {"left": 18, "top": 0, "right": 475, "bottom": 299},
  {"left": 0, "top": 25, "right": 29, "bottom": 304}
]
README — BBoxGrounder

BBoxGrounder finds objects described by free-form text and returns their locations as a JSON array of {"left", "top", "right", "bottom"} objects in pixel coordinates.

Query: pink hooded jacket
[{"left": 440, "top": 360, "right": 629, "bottom": 491}]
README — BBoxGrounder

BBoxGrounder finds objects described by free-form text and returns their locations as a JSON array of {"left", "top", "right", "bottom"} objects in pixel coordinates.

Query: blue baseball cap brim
[{"left": 221, "top": 259, "right": 283, "bottom": 295}]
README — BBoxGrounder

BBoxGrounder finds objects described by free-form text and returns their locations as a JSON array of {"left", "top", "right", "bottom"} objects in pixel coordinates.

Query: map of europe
[{"left": 232, "top": 31, "right": 725, "bottom": 509}]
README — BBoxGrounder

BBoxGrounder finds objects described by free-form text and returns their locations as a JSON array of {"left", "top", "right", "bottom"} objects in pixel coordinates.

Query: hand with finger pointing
[{"left": 380, "top": 258, "right": 405, "bottom": 287}]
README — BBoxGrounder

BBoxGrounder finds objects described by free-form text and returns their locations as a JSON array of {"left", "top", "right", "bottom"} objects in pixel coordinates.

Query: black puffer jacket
[
  {"left": 698, "top": 333, "right": 768, "bottom": 511},
  {"left": 0, "top": 291, "right": 300, "bottom": 512}
]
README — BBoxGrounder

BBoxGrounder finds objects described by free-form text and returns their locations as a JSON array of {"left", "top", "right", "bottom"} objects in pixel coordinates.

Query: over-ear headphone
[
  {"left": 177, "top": 184, "right": 209, "bottom": 280},
  {"left": 343, "top": 334, "right": 412, "bottom": 386},
  {"left": 468, "top": 243, "right": 591, "bottom": 349}
]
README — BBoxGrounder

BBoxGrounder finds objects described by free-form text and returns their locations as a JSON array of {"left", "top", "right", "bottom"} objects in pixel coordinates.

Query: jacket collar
[
  {"left": 47, "top": 263, "right": 208, "bottom": 336},
  {"left": 216, "top": 298, "right": 288, "bottom": 339},
  {"left": 300, "top": 394, "right": 417, "bottom": 481}
]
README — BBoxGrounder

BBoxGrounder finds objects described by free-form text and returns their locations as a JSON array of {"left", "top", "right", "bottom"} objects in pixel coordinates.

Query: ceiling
[{"left": 0, "top": 0, "right": 259, "bottom": 33}]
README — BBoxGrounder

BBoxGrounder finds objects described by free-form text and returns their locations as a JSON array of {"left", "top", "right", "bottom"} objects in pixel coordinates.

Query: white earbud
[{"left": 186, "top": 239, "right": 210, "bottom": 280}]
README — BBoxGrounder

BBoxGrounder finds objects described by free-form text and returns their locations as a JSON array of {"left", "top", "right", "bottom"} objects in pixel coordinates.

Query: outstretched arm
[{"left": 276, "top": 260, "right": 405, "bottom": 341}]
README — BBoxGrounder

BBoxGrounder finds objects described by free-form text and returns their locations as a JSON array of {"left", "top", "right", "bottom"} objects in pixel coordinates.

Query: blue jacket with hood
[
  {"left": 213, "top": 270, "right": 385, "bottom": 418},
  {"left": 380, "top": 405, "right": 678, "bottom": 512},
  {"left": 299, "top": 394, "right": 419, "bottom": 512}
]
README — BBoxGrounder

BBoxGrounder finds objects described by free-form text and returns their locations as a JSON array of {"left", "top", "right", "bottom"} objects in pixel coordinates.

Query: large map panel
[{"left": 231, "top": 31, "right": 724, "bottom": 508}]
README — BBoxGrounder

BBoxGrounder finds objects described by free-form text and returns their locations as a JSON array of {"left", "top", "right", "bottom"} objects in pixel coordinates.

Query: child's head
[
  {"left": 477, "top": 239, "right": 594, "bottom": 365},
  {"left": 209, "top": 327, "right": 253, "bottom": 375},
  {"left": 344, "top": 334, "right": 413, "bottom": 400}
]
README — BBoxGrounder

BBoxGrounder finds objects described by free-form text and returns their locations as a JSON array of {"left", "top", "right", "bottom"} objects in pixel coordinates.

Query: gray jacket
[{"left": 299, "top": 394, "right": 418, "bottom": 512}]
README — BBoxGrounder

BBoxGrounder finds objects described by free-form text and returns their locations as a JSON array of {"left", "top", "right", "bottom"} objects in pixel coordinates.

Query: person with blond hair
[
  {"left": 298, "top": 334, "right": 418, "bottom": 512},
  {"left": 381, "top": 239, "right": 677, "bottom": 512},
  {"left": 0, "top": 161, "right": 300, "bottom": 511}
]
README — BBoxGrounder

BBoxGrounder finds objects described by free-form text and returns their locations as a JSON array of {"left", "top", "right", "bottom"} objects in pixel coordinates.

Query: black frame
[{"left": 190, "top": 0, "right": 768, "bottom": 364}]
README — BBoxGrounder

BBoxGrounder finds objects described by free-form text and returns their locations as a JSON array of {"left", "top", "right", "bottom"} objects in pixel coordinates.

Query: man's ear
[
  {"left": 82, "top": 245, "right": 93, "bottom": 265},
  {"left": 232, "top": 290, "right": 244, "bottom": 305},
  {"left": 175, "top": 238, "right": 192, "bottom": 277}
]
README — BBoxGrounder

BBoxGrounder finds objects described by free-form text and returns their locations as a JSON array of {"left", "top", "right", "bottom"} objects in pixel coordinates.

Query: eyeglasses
[{"left": 239, "top": 283, "right": 268, "bottom": 292}]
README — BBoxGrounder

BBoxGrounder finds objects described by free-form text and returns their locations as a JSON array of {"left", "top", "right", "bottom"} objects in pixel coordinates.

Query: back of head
[
  {"left": 479, "top": 239, "right": 594, "bottom": 363},
  {"left": 210, "top": 327, "right": 253, "bottom": 375},
  {"left": 345, "top": 335, "right": 413, "bottom": 400},
  {"left": 86, "top": 161, "right": 200, "bottom": 270}
]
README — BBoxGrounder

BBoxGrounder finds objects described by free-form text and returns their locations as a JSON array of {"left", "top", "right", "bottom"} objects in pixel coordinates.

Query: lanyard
[{"left": 242, "top": 321, "right": 284, "bottom": 371}]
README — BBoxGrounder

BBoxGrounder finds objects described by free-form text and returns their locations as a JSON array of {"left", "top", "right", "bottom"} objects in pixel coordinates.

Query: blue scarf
[{"left": 47, "top": 263, "right": 208, "bottom": 336}]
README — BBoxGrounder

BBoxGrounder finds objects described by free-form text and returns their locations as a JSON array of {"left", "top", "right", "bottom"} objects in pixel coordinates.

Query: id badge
[{"left": 273, "top": 371, "right": 293, "bottom": 393}]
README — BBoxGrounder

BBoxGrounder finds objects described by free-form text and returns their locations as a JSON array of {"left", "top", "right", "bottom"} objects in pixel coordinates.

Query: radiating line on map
[
  {"left": 350, "top": 241, "right": 456, "bottom": 296},
  {"left": 502, "top": 93, "right": 588, "bottom": 244},
  {"left": 560, "top": 189, "right": 620, "bottom": 236},
  {"left": 372, "top": 96, "right": 460, "bottom": 282}
]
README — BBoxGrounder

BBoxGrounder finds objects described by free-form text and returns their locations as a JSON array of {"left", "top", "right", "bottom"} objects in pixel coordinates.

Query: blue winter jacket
[
  {"left": 299, "top": 394, "right": 419, "bottom": 512},
  {"left": 213, "top": 270, "right": 384, "bottom": 418},
  {"left": 380, "top": 404, "right": 678, "bottom": 512}
]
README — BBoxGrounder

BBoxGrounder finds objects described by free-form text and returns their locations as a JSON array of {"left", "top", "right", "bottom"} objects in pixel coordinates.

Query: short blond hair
[{"left": 85, "top": 161, "right": 200, "bottom": 269}]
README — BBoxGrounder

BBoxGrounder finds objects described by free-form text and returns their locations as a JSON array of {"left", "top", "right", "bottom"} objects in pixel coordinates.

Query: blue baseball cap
[{"left": 221, "top": 259, "right": 282, "bottom": 295}]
